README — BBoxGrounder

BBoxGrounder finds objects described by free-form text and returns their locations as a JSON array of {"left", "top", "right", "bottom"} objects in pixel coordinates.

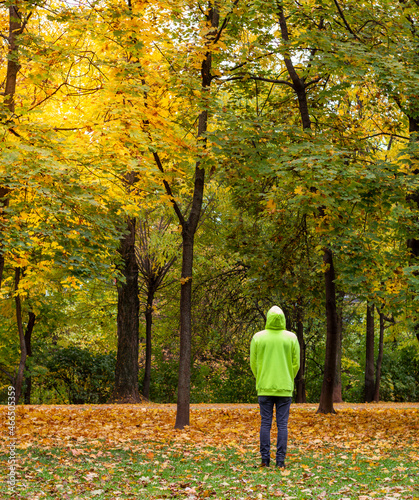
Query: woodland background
[{"left": 1, "top": 0, "right": 419, "bottom": 418}]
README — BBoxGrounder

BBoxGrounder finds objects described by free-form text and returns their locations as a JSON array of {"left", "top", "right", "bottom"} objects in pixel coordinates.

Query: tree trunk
[
  {"left": 0, "top": 5, "right": 25, "bottom": 288},
  {"left": 333, "top": 297, "right": 343, "bottom": 403},
  {"left": 373, "top": 309, "right": 385, "bottom": 402},
  {"left": 279, "top": 5, "right": 339, "bottom": 411},
  {"left": 142, "top": 289, "right": 154, "bottom": 400},
  {"left": 110, "top": 217, "right": 141, "bottom": 403},
  {"left": 364, "top": 303, "right": 375, "bottom": 402},
  {"left": 136, "top": 217, "right": 177, "bottom": 401},
  {"left": 175, "top": 228, "right": 195, "bottom": 428},
  {"left": 0, "top": 186, "right": 9, "bottom": 289},
  {"left": 295, "top": 300, "right": 306, "bottom": 403},
  {"left": 172, "top": 5, "right": 220, "bottom": 429},
  {"left": 317, "top": 249, "right": 338, "bottom": 414},
  {"left": 24, "top": 312, "right": 36, "bottom": 405},
  {"left": 407, "top": 115, "right": 419, "bottom": 336},
  {"left": 14, "top": 268, "right": 27, "bottom": 404}
]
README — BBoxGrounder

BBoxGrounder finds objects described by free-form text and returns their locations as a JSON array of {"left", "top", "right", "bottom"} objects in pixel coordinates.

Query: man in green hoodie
[{"left": 250, "top": 306, "right": 300, "bottom": 468}]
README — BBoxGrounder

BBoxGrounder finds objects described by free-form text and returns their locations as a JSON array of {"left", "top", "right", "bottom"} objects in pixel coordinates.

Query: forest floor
[{"left": 1, "top": 402, "right": 418, "bottom": 499}]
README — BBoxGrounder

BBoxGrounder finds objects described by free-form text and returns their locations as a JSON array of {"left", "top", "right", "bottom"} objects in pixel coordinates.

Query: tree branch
[
  {"left": 359, "top": 132, "right": 409, "bottom": 141},
  {"left": 278, "top": 5, "right": 303, "bottom": 89},
  {"left": 152, "top": 151, "right": 185, "bottom": 226},
  {"left": 332, "top": 0, "right": 362, "bottom": 41},
  {"left": 228, "top": 51, "right": 276, "bottom": 72},
  {"left": 0, "top": 365, "right": 14, "bottom": 383},
  {"left": 305, "top": 76, "right": 323, "bottom": 88},
  {"left": 223, "top": 74, "right": 294, "bottom": 87},
  {"left": 212, "top": 0, "right": 240, "bottom": 45}
]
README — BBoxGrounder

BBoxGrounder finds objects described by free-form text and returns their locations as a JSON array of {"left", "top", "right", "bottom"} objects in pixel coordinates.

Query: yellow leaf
[{"left": 266, "top": 199, "right": 276, "bottom": 212}]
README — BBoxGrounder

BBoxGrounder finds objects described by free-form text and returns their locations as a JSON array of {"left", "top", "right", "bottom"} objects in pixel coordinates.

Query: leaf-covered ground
[{"left": 1, "top": 403, "right": 418, "bottom": 499}]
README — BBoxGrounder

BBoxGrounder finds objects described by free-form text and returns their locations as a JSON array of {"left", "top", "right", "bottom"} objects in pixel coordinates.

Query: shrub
[{"left": 41, "top": 347, "right": 116, "bottom": 404}]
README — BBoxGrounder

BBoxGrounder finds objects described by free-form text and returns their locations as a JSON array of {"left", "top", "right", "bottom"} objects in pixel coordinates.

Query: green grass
[{"left": 2, "top": 442, "right": 419, "bottom": 499}]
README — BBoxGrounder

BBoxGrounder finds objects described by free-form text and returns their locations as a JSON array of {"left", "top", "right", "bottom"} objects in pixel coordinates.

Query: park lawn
[{"left": 1, "top": 403, "right": 418, "bottom": 499}]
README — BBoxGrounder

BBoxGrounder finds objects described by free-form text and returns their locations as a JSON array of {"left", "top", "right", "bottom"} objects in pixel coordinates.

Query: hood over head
[{"left": 265, "top": 306, "right": 286, "bottom": 330}]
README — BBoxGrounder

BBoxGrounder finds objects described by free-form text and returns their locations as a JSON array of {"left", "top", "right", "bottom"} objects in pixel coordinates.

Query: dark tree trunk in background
[
  {"left": 317, "top": 249, "right": 338, "bottom": 414},
  {"left": 14, "top": 269, "right": 27, "bottom": 404},
  {"left": 373, "top": 309, "right": 385, "bottom": 402},
  {"left": 142, "top": 288, "right": 155, "bottom": 400},
  {"left": 295, "top": 300, "right": 306, "bottom": 403},
  {"left": 333, "top": 298, "right": 343, "bottom": 403},
  {"left": 110, "top": 217, "right": 141, "bottom": 403},
  {"left": 364, "top": 303, "right": 375, "bottom": 402},
  {"left": 23, "top": 312, "right": 36, "bottom": 404},
  {"left": 406, "top": 115, "right": 419, "bottom": 336},
  {"left": 136, "top": 217, "right": 176, "bottom": 401}
]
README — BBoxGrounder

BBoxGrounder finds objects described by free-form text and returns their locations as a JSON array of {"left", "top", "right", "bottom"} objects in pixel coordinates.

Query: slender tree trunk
[
  {"left": 364, "top": 303, "right": 375, "bottom": 402},
  {"left": 110, "top": 217, "right": 141, "bottom": 403},
  {"left": 333, "top": 297, "right": 343, "bottom": 403},
  {"left": 373, "top": 309, "right": 385, "bottom": 402},
  {"left": 23, "top": 312, "right": 35, "bottom": 404},
  {"left": 0, "top": 5, "right": 25, "bottom": 288},
  {"left": 317, "top": 249, "right": 338, "bottom": 414},
  {"left": 0, "top": 186, "right": 9, "bottom": 289},
  {"left": 175, "top": 229, "right": 195, "bottom": 428},
  {"left": 14, "top": 269, "right": 27, "bottom": 404},
  {"left": 279, "top": 5, "right": 339, "bottom": 414},
  {"left": 406, "top": 116, "right": 419, "bottom": 336},
  {"left": 173, "top": 5, "right": 220, "bottom": 429},
  {"left": 295, "top": 300, "right": 306, "bottom": 403},
  {"left": 142, "top": 289, "right": 154, "bottom": 400}
]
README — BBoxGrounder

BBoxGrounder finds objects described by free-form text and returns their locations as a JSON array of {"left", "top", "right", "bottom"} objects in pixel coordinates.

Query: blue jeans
[{"left": 258, "top": 395, "right": 292, "bottom": 464}]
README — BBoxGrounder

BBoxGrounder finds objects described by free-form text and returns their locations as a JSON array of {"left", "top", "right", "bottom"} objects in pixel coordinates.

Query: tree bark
[
  {"left": 0, "top": 5, "right": 26, "bottom": 288},
  {"left": 333, "top": 297, "right": 343, "bottom": 403},
  {"left": 278, "top": 7, "right": 312, "bottom": 129},
  {"left": 317, "top": 249, "right": 338, "bottom": 414},
  {"left": 110, "top": 217, "right": 141, "bottom": 403},
  {"left": 173, "top": 4, "right": 220, "bottom": 430},
  {"left": 406, "top": 115, "right": 419, "bottom": 335},
  {"left": 23, "top": 312, "right": 36, "bottom": 404},
  {"left": 295, "top": 300, "right": 306, "bottom": 403},
  {"left": 364, "top": 303, "right": 375, "bottom": 402},
  {"left": 142, "top": 289, "right": 154, "bottom": 400},
  {"left": 14, "top": 268, "right": 27, "bottom": 404},
  {"left": 373, "top": 309, "right": 385, "bottom": 402},
  {"left": 136, "top": 217, "right": 176, "bottom": 401},
  {"left": 175, "top": 228, "right": 195, "bottom": 428},
  {"left": 278, "top": 5, "right": 339, "bottom": 414}
]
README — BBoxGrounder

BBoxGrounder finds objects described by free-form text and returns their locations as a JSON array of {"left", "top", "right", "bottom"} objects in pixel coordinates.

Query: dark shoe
[
  {"left": 260, "top": 459, "right": 270, "bottom": 467},
  {"left": 276, "top": 461, "right": 285, "bottom": 468}
]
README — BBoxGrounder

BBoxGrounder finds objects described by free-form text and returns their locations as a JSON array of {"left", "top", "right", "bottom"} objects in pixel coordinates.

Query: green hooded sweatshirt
[{"left": 250, "top": 306, "right": 300, "bottom": 397}]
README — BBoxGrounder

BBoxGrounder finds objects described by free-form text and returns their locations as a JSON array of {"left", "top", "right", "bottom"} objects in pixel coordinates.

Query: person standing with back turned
[{"left": 250, "top": 305, "right": 300, "bottom": 468}]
